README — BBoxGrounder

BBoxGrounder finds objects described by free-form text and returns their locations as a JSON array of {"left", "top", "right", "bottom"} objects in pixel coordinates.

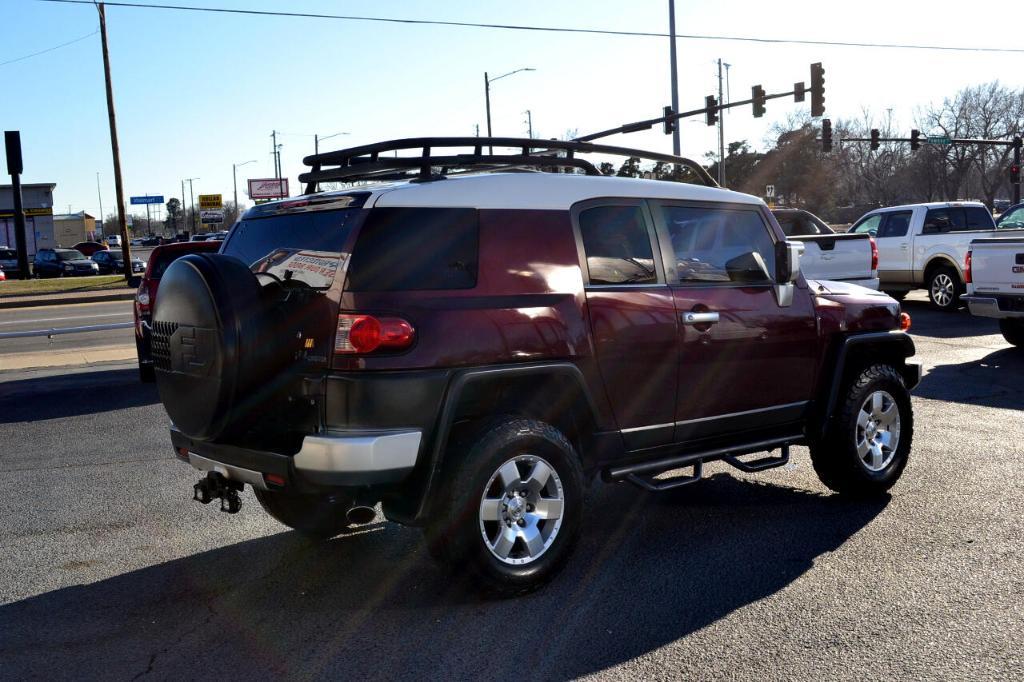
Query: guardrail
[{"left": 0, "top": 322, "right": 134, "bottom": 340}]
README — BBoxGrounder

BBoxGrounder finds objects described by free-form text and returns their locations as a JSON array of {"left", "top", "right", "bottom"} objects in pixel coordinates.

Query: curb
[{"left": 0, "top": 292, "right": 136, "bottom": 310}]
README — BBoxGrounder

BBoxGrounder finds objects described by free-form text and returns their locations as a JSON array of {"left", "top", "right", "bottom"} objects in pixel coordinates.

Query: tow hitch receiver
[{"left": 193, "top": 472, "right": 243, "bottom": 514}]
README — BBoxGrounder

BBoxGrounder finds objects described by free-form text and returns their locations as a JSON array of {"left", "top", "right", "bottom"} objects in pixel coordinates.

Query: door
[
  {"left": 650, "top": 201, "right": 820, "bottom": 442},
  {"left": 575, "top": 200, "right": 678, "bottom": 451},
  {"left": 853, "top": 211, "right": 913, "bottom": 283}
]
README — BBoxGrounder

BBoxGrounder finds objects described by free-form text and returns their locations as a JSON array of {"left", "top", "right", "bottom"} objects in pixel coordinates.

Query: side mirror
[
  {"left": 774, "top": 240, "right": 804, "bottom": 284},
  {"left": 127, "top": 275, "right": 142, "bottom": 288}
]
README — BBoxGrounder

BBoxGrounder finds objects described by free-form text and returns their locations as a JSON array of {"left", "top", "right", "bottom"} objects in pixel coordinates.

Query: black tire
[
  {"left": 424, "top": 417, "right": 585, "bottom": 596},
  {"left": 926, "top": 265, "right": 963, "bottom": 311},
  {"left": 138, "top": 363, "right": 155, "bottom": 383},
  {"left": 884, "top": 290, "right": 907, "bottom": 303},
  {"left": 253, "top": 488, "right": 354, "bottom": 539},
  {"left": 1000, "top": 319, "right": 1024, "bottom": 347},
  {"left": 810, "top": 364, "right": 913, "bottom": 497}
]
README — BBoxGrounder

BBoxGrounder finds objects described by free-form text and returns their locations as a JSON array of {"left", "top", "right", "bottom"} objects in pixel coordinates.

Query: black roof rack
[{"left": 299, "top": 136, "right": 716, "bottom": 194}]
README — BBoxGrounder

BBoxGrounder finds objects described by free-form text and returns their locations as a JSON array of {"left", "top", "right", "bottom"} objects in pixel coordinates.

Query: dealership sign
[
  {"left": 198, "top": 194, "right": 223, "bottom": 210},
  {"left": 247, "top": 178, "right": 289, "bottom": 200},
  {"left": 200, "top": 210, "right": 224, "bottom": 224}
]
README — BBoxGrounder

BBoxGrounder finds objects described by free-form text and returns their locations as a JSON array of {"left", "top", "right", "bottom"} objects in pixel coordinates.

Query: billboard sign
[
  {"left": 130, "top": 195, "right": 164, "bottom": 205},
  {"left": 247, "top": 178, "right": 289, "bottom": 200},
  {"left": 200, "top": 210, "right": 224, "bottom": 224},
  {"left": 198, "top": 194, "right": 223, "bottom": 210}
]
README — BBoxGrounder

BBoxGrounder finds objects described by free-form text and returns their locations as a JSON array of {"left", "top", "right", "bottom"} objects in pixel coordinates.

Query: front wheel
[
  {"left": 1000, "top": 319, "right": 1024, "bottom": 347},
  {"left": 927, "top": 266, "right": 963, "bottom": 311},
  {"left": 810, "top": 364, "right": 913, "bottom": 496},
  {"left": 424, "top": 418, "right": 585, "bottom": 596},
  {"left": 253, "top": 488, "right": 354, "bottom": 539}
]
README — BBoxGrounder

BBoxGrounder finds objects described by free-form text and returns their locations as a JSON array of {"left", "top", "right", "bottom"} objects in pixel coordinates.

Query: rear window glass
[
  {"left": 964, "top": 206, "right": 994, "bottom": 229},
  {"left": 55, "top": 249, "right": 81, "bottom": 261},
  {"left": 346, "top": 208, "right": 479, "bottom": 291},
  {"left": 222, "top": 208, "right": 358, "bottom": 288}
]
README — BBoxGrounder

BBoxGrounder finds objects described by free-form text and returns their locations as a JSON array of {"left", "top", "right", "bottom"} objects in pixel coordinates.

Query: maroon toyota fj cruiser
[{"left": 153, "top": 138, "right": 920, "bottom": 594}]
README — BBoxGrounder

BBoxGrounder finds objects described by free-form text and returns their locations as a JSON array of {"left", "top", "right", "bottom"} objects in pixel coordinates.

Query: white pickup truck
[
  {"left": 771, "top": 208, "right": 878, "bottom": 289},
  {"left": 849, "top": 201, "right": 1024, "bottom": 310},
  {"left": 962, "top": 237, "right": 1024, "bottom": 347}
]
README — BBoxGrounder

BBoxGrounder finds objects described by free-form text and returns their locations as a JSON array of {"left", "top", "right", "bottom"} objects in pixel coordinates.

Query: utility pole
[
  {"left": 186, "top": 178, "right": 198, "bottom": 233},
  {"left": 4, "top": 131, "right": 30, "bottom": 280},
  {"left": 524, "top": 110, "right": 533, "bottom": 138},
  {"left": 97, "top": 3, "right": 132, "bottom": 279},
  {"left": 668, "top": 0, "right": 681, "bottom": 156},
  {"left": 180, "top": 179, "right": 186, "bottom": 233},
  {"left": 96, "top": 172, "right": 104, "bottom": 235},
  {"left": 717, "top": 58, "right": 726, "bottom": 187},
  {"left": 484, "top": 72, "right": 492, "bottom": 154},
  {"left": 1015, "top": 137, "right": 1022, "bottom": 204},
  {"left": 271, "top": 130, "right": 281, "bottom": 179}
]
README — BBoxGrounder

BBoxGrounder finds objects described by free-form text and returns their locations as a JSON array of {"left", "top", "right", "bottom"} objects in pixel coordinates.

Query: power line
[
  {"left": 0, "top": 28, "right": 97, "bottom": 67},
  {"left": 34, "top": 0, "right": 1024, "bottom": 55}
]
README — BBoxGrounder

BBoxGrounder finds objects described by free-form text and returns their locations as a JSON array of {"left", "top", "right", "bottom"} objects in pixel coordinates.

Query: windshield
[
  {"left": 56, "top": 250, "right": 82, "bottom": 261},
  {"left": 222, "top": 208, "right": 358, "bottom": 288}
]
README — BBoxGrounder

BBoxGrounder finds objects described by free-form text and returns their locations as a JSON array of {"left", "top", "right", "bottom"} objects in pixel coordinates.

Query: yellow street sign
[{"left": 198, "top": 194, "right": 223, "bottom": 210}]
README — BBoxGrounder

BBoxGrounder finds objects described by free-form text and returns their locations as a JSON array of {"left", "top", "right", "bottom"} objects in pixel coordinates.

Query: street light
[
  {"left": 314, "top": 132, "right": 349, "bottom": 156},
  {"left": 233, "top": 160, "right": 256, "bottom": 211},
  {"left": 484, "top": 67, "right": 535, "bottom": 152}
]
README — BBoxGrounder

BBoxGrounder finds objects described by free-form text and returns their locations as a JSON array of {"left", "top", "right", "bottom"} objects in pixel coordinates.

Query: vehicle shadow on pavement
[
  {"left": 901, "top": 300, "right": 999, "bottom": 339},
  {"left": 0, "top": 367, "right": 158, "bottom": 423},
  {"left": 0, "top": 474, "right": 887, "bottom": 679},
  {"left": 915, "top": 347, "right": 1024, "bottom": 410}
]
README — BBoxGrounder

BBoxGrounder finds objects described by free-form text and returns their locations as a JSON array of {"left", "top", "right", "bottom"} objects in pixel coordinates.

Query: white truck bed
[{"left": 963, "top": 237, "right": 1024, "bottom": 319}]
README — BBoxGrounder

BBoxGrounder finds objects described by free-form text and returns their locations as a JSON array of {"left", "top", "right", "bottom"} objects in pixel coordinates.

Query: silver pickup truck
[
  {"left": 771, "top": 209, "right": 878, "bottom": 289},
  {"left": 962, "top": 237, "right": 1024, "bottom": 347}
]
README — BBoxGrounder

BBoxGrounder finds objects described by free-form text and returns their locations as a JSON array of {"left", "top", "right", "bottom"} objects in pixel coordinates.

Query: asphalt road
[
  {"left": 1, "top": 295, "right": 1022, "bottom": 680},
  {"left": 0, "top": 300, "right": 135, "bottom": 354}
]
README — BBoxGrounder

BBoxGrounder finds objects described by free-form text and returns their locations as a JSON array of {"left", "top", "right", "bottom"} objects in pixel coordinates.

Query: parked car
[
  {"left": 849, "top": 201, "right": 1024, "bottom": 310},
  {"left": 151, "top": 137, "right": 921, "bottom": 595},
  {"left": 141, "top": 236, "right": 162, "bottom": 247},
  {"left": 189, "top": 234, "right": 209, "bottom": 242},
  {"left": 0, "top": 247, "right": 21, "bottom": 277},
  {"left": 91, "top": 249, "right": 146, "bottom": 275},
  {"left": 133, "top": 240, "right": 222, "bottom": 382},
  {"left": 107, "top": 234, "right": 122, "bottom": 248},
  {"left": 71, "top": 241, "right": 106, "bottom": 257},
  {"left": 33, "top": 248, "right": 99, "bottom": 277},
  {"left": 771, "top": 208, "right": 878, "bottom": 289},
  {"left": 962, "top": 236, "right": 1024, "bottom": 347},
  {"left": 130, "top": 238, "right": 145, "bottom": 246},
  {"left": 995, "top": 202, "right": 1024, "bottom": 229}
]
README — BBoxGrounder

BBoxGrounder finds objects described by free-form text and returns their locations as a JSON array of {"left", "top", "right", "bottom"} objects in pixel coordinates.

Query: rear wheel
[
  {"left": 424, "top": 417, "right": 585, "bottom": 596},
  {"left": 253, "top": 488, "right": 353, "bottom": 539},
  {"left": 927, "top": 266, "right": 963, "bottom": 311},
  {"left": 810, "top": 364, "right": 913, "bottom": 496},
  {"left": 1000, "top": 319, "right": 1024, "bottom": 347}
]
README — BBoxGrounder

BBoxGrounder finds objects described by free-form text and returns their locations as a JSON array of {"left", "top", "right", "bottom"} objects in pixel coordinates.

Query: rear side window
[
  {"left": 924, "top": 207, "right": 966, "bottom": 233},
  {"left": 661, "top": 205, "right": 775, "bottom": 284},
  {"left": 964, "top": 206, "right": 994, "bottom": 229},
  {"left": 578, "top": 205, "right": 657, "bottom": 285},
  {"left": 346, "top": 208, "right": 478, "bottom": 291},
  {"left": 879, "top": 211, "right": 911, "bottom": 238}
]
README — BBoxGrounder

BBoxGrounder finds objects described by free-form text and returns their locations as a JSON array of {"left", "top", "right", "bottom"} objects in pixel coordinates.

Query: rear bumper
[
  {"left": 962, "top": 295, "right": 1024, "bottom": 319},
  {"left": 170, "top": 425, "right": 422, "bottom": 488}
]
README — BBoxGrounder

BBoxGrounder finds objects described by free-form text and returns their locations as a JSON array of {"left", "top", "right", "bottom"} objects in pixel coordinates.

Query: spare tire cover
[{"left": 151, "top": 253, "right": 266, "bottom": 441}]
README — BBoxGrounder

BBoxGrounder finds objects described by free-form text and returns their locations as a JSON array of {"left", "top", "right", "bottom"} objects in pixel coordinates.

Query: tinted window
[
  {"left": 93, "top": 252, "right": 108, "bottom": 262},
  {"left": 578, "top": 205, "right": 657, "bottom": 285},
  {"left": 661, "top": 206, "right": 775, "bottom": 284},
  {"left": 878, "top": 211, "right": 911, "bottom": 238},
  {"left": 852, "top": 214, "right": 883, "bottom": 236},
  {"left": 998, "top": 206, "right": 1024, "bottom": 229},
  {"left": 775, "top": 212, "right": 831, "bottom": 237},
  {"left": 0, "top": 249, "right": 15, "bottom": 259},
  {"left": 924, "top": 207, "right": 966, "bottom": 233},
  {"left": 55, "top": 249, "right": 81, "bottom": 261},
  {"left": 964, "top": 206, "right": 994, "bottom": 229},
  {"left": 347, "top": 208, "right": 478, "bottom": 291}
]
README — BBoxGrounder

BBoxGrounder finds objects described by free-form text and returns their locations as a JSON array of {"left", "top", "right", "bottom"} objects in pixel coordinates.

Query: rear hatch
[{"left": 970, "top": 238, "right": 1024, "bottom": 296}]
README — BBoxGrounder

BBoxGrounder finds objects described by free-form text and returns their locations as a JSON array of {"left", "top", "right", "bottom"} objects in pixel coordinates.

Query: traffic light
[
  {"left": 752, "top": 85, "right": 766, "bottom": 118},
  {"left": 870, "top": 129, "right": 880, "bottom": 150},
  {"left": 810, "top": 62, "right": 825, "bottom": 117},
  {"left": 821, "top": 118, "right": 833, "bottom": 152},
  {"left": 663, "top": 106, "right": 676, "bottom": 135},
  {"left": 794, "top": 82, "right": 805, "bottom": 103},
  {"left": 910, "top": 129, "right": 921, "bottom": 151},
  {"left": 1011, "top": 164, "right": 1021, "bottom": 184},
  {"left": 705, "top": 95, "right": 718, "bottom": 126}
]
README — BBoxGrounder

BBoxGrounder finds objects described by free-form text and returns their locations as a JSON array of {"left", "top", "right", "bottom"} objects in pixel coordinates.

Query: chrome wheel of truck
[
  {"left": 927, "top": 267, "right": 962, "bottom": 311},
  {"left": 856, "top": 390, "right": 900, "bottom": 472},
  {"left": 479, "top": 454, "right": 565, "bottom": 566}
]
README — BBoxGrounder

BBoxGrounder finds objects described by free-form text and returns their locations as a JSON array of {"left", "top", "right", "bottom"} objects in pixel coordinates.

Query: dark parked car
[
  {"left": 134, "top": 240, "right": 221, "bottom": 382},
  {"left": 152, "top": 137, "right": 921, "bottom": 595},
  {"left": 72, "top": 241, "right": 107, "bottom": 257},
  {"left": 33, "top": 248, "right": 99, "bottom": 278},
  {"left": 141, "top": 236, "right": 162, "bottom": 247},
  {"left": 0, "top": 247, "right": 20, "bottom": 277},
  {"left": 91, "top": 249, "right": 146, "bottom": 275}
]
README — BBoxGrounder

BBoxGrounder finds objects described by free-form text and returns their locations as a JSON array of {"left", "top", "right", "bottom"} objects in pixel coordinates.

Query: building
[
  {"left": 53, "top": 211, "right": 97, "bottom": 246},
  {"left": 0, "top": 183, "right": 56, "bottom": 256}
]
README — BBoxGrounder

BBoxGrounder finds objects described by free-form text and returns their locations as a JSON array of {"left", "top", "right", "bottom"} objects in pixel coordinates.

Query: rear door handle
[{"left": 682, "top": 311, "right": 720, "bottom": 325}]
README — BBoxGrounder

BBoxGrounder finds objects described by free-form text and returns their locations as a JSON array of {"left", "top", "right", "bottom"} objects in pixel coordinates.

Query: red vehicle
[
  {"left": 151, "top": 138, "right": 921, "bottom": 595},
  {"left": 134, "top": 240, "right": 221, "bottom": 381},
  {"left": 71, "top": 241, "right": 106, "bottom": 257}
]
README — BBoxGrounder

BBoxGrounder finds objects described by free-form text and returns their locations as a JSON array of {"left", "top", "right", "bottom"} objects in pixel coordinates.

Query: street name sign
[
  {"left": 130, "top": 195, "right": 164, "bottom": 205},
  {"left": 927, "top": 136, "right": 951, "bottom": 145}
]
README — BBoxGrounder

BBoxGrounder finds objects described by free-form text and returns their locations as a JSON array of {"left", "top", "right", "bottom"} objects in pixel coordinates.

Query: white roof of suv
[{"left": 869, "top": 201, "right": 987, "bottom": 213}]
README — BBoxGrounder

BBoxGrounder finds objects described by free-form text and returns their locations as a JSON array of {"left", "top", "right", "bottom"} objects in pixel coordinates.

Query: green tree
[{"left": 166, "top": 198, "right": 183, "bottom": 232}]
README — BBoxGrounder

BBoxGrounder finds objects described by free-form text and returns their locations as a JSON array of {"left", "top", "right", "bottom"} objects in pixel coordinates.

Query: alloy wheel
[
  {"left": 479, "top": 454, "right": 565, "bottom": 566},
  {"left": 930, "top": 273, "right": 955, "bottom": 308},
  {"left": 856, "top": 390, "right": 901, "bottom": 472}
]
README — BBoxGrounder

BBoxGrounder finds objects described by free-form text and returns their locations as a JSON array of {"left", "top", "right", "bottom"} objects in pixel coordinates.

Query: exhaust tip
[{"left": 346, "top": 505, "right": 376, "bottom": 525}]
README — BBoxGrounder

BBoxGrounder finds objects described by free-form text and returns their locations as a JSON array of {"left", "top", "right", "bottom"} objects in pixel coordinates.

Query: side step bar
[{"left": 606, "top": 435, "right": 800, "bottom": 492}]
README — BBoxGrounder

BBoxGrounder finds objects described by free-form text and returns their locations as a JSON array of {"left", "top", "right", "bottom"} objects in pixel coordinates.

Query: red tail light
[
  {"left": 965, "top": 250, "right": 973, "bottom": 284},
  {"left": 335, "top": 314, "right": 415, "bottom": 354},
  {"left": 869, "top": 237, "right": 879, "bottom": 272}
]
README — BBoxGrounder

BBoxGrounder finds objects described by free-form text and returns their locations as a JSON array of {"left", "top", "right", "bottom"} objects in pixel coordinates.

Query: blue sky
[{"left": 3, "top": 0, "right": 1023, "bottom": 219}]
